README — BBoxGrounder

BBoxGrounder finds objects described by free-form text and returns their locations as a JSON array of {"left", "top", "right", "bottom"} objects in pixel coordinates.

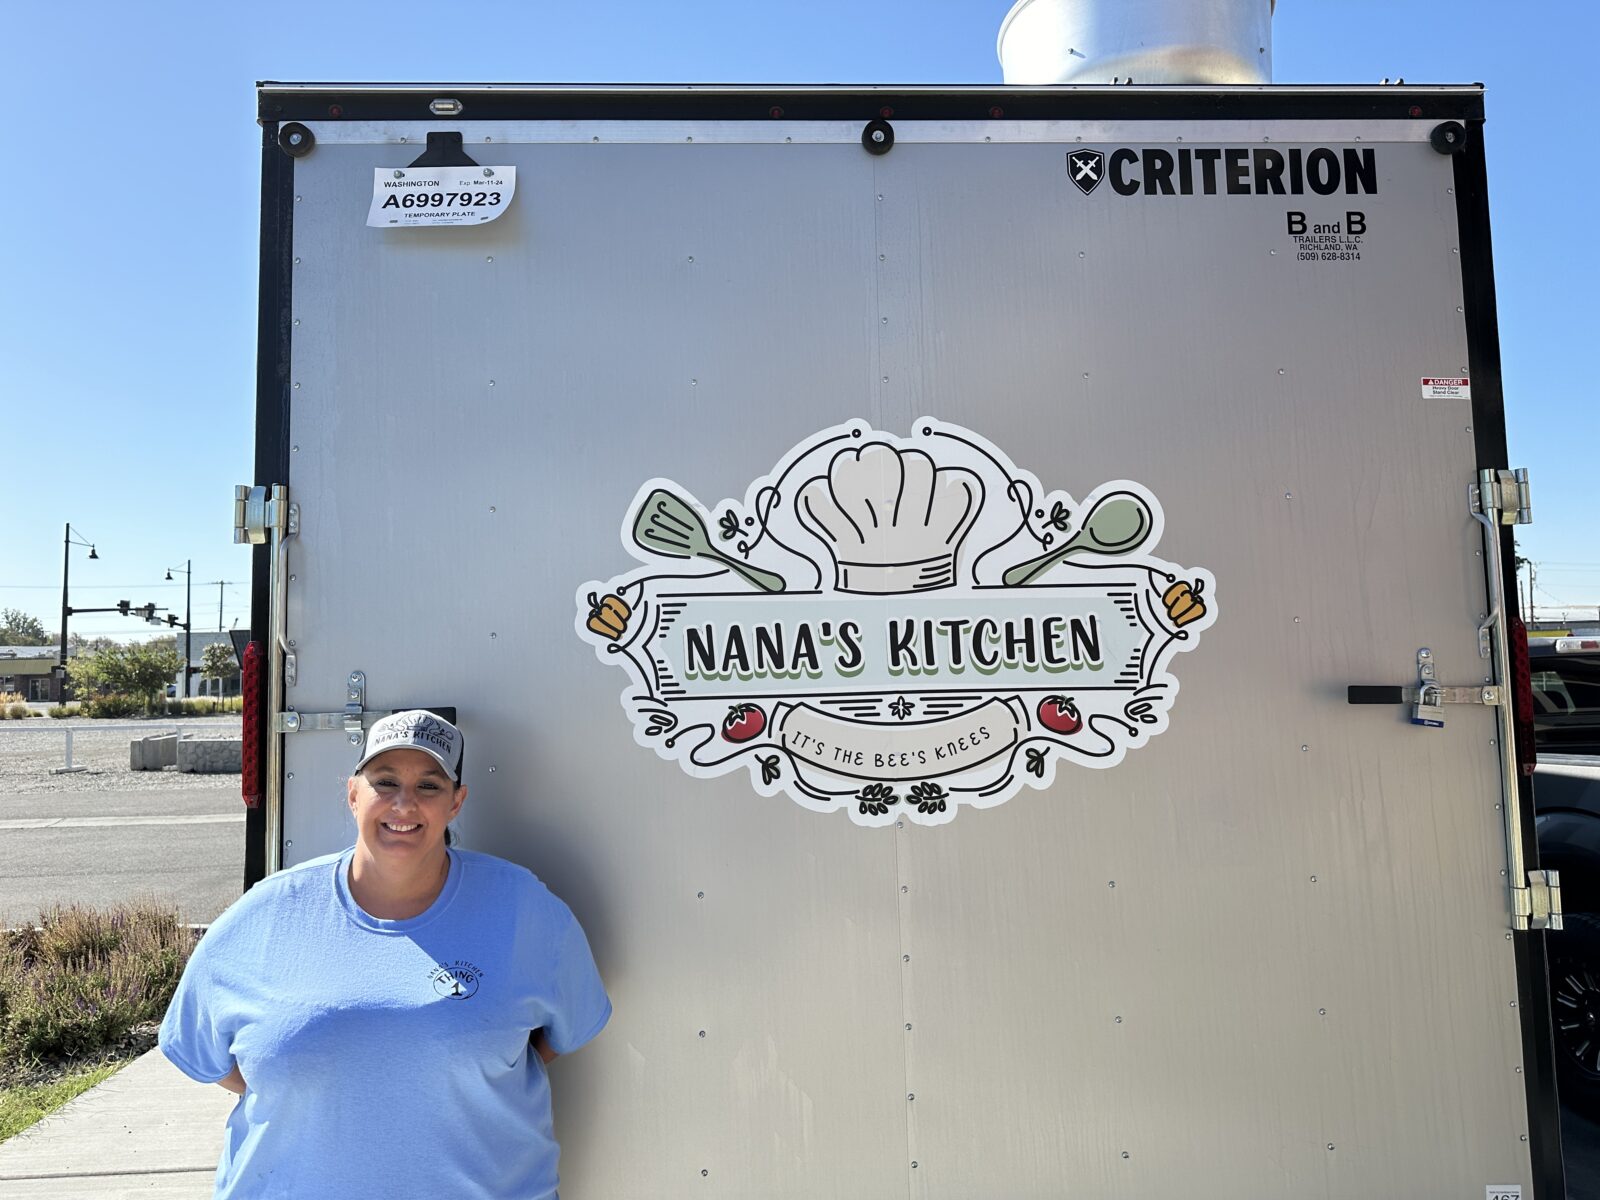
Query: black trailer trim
[
  {"left": 257, "top": 82, "right": 1484, "bottom": 126},
  {"left": 1453, "top": 117, "right": 1566, "bottom": 1198},
  {"left": 247, "top": 121, "right": 295, "bottom": 890}
]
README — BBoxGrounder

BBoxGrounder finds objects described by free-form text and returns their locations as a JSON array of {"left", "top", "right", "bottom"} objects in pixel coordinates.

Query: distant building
[
  {"left": 0, "top": 645, "right": 61, "bottom": 702},
  {"left": 169, "top": 631, "right": 241, "bottom": 697}
]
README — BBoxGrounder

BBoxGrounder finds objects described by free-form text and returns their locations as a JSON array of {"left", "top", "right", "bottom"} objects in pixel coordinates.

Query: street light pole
[
  {"left": 166, "top": 561, "right": 195, "bottom": 697},
  {"left": 58, "top": 523, "right": 98, "bottom": 701},
  {"left": 184, "top": 559, "right": 192, "bottom": 697}
]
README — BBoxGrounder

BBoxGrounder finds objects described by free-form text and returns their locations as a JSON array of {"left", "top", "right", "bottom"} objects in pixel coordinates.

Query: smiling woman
[{"left": 157, "top": 710, "right": 611, "bottom": 1200}]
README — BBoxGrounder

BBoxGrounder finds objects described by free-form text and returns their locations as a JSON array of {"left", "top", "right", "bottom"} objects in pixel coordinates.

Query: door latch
[{"left": 1346, "top": 647, "right": 1500, "bottom": 729}]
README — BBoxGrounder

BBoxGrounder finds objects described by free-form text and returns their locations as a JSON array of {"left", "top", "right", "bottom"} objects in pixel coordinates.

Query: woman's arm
[{"left": 218, "top": 1064, "right": 247, "bottom": 1095}]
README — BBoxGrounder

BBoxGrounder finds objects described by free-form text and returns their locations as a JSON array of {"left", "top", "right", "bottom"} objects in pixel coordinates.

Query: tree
[
  {"left": 200, "top": 642, "right": 237, "bottom": 690},
  {"left": 68, "top": 641, "right": 185, "bottom": 708},
  {"left": 68, "top": 633, "right": 117, "bottom": 657},
  {"left": 0, "top": 608, "right": 54, "bottom": 646}
]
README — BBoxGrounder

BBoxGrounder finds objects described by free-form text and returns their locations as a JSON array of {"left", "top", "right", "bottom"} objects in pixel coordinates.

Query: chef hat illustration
[{"left": 795, "top": 443, "right": 982, "bottom": 593}]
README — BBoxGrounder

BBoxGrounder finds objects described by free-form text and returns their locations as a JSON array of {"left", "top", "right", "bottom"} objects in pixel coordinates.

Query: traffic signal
[
  {"left": 166, "top": 614, "right": 179, "bottom": 627},
  {"left": 142, "top": 603, "right": 156, "bottom": 620},
  {"left": 118, "top": 600, "right": 130, "bottom": 616}
]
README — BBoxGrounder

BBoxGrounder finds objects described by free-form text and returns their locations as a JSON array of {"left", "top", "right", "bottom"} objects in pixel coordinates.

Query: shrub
[
  {"left": 46, "top": 704, "right": 79, "bottom": 719},
  {"left": 3, "top": 702, "right": 33, "bottom": 720},
  {"left": 0, "top": 902, "right": 193, "bottom": 1063},
  {"left": 224, "top": 696, "right": 243, "bottom": 713},
  {"left": 179, "top": 698, "right": 220, "bottom": 716},
  {"left": 82, "top": 693, "right": 141, "bottom": 719}
]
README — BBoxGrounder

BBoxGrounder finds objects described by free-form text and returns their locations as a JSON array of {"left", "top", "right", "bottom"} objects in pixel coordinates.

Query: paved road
[{"left": 0, "top": 787, "right": 244, "bottom": 926}]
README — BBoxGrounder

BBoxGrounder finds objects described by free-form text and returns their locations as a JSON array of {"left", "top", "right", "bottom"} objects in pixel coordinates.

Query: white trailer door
[{"left": 258, "top": 86, "right": 1557, "bottom": 1198}]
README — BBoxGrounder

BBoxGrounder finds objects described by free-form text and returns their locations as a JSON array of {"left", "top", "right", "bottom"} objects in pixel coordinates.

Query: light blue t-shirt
[{"left": 160, "top": 847, "right": 611, "bottom": 1200}]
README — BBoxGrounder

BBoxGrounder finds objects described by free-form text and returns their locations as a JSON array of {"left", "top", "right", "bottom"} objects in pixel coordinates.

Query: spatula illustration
[
  {"left": 632, "top": 489, "right": 787, "bottom": 593},
  {"left": 1002, "top": 491, "right": 1154, "bottom": 586}
]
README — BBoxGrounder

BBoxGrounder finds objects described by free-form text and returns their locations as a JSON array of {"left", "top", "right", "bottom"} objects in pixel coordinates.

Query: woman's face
[{"left": 346, "top": 748, "right": 465, "bottom": 865}]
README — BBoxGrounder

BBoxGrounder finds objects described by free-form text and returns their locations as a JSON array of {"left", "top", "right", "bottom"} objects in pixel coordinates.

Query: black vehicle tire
[
  {"left": 1548, "top": 913, "right": 1600, "bottom": 1121},
  {"left": 1537, "top": 810, "right": 1600, "bottom": 914}
]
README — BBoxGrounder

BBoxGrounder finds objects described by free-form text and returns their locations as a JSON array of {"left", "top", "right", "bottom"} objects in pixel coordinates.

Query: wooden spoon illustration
[
  {"left": 632, "top": 489, "right": 787, "bottom": 593},
  {"left": 1002, "top": 491, "right": 1154, "bottom": 587}
]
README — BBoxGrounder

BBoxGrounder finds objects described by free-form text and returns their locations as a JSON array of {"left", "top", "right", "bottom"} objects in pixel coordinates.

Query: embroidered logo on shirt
[{"left": 430, "top": 960, "right": 482, "bottom": 999}]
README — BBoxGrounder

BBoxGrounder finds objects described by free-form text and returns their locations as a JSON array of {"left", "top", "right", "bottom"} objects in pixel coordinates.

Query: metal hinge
[
  {"left": 1513, "top": 870, "right": 1563, "bottom": 931},
  {"left": 1470, "top": 468, "right": 1532, "bottom": 527},
  {"left": 275, "top": 671, "right": 371, "bottom": 746},
  {"left": 234, "top": 484, "right": 300, "bottom": 545}
]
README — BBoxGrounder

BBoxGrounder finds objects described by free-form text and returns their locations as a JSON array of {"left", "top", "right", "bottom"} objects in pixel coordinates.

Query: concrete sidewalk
[{"left": 0, "top": 1049, "right": 232, "bottom": 1197}]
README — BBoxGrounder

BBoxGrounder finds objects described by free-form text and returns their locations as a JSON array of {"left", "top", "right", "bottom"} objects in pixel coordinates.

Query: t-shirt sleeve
[
  {"left": 544, "top": 908, "right": 611, "bottom": 1056},
  {"left": 158, "top": 929, "right": 237, "bottom": 1084}
]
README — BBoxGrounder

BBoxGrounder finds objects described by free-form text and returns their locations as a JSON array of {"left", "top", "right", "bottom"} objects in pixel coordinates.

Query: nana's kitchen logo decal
[{"left": 575, "top": 419, "right": 1215, "bottom": 826}]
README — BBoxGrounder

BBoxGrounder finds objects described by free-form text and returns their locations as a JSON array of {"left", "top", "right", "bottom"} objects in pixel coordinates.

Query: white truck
[{"left": 237, "top": 3, "right": 1566, "bottom": 1194}]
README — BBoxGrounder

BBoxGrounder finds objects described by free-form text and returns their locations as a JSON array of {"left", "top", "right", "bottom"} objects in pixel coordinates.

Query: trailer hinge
[
  {"left": 276, "top": 671, "right": 371, "bottom": 746},
  {"left": 1470, "top": 468, "right": 1532, "bottom": 527},
  {"left": 1512, "top": 869, "right": 1563, "bottom": 932},
  {"left": 234, "top": 484, "right": 300, "bottom": 545}
]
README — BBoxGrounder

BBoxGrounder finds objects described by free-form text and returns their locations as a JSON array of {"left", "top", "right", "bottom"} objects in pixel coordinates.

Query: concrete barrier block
[
  {"left": 129, "top": 734, "right": 178, "bottom": 771},
  {"left": 178, "top": 736, "right": 242, "bottom": 774}
]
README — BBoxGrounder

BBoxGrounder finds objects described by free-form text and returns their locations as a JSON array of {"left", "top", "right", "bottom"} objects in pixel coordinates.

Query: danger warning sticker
[{"left": 1421, "top": 377, "right": 1471, "bottom": 400}]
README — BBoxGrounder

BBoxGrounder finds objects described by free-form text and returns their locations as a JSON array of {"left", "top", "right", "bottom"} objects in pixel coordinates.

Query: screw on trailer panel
[
  {"left": 697, "top": 891, "right": 704, "bottom": 899},
  {"left": 1122, "top": 1152, "right": 1130, "bottom": 1160},
  {"left": 701, "top": 1169, "right": 708, "bottom": 1177},
  {"left": 286, "top": 840, "right": 293, "bottom": 849},
  {"left": 393, "top": 170, "right": 405, "bottom": 179},
  {"left": 905, "top": 1023, "right": 912, "bottom": 1031},
  {"left": 903, "top": 954, "right": 911, "bottom": 962},
  {"left": 698, "top": 1029, "right": 706, "bottom": 1038},
  {"left": 1108, "top": 880, "right": 1115, "bottom": 888},
  {"left": 1327, "top": 1144, "right": 1335, "bottom": 1152},
  {"left": 1319, "top": 1008, "right": 1326, "bottom": 1016},
  {"left": 1310, "top": 876, "right": 1318, "bottom": 883},
  {"left": 483, "top": 167, "right": 494, "bottom": 177},
  {"left": 286, "top": 772, "right": 294, "bottom": 780},
  {"left": 900, "top": 885, "right": 908, "bottom": 893},
  {"left": 490, "top": 632, "right": 498, "bottom": 640},
  {"left": 907, "top": 1093, "right": 915, "bottom": 1101},
  {"left": 289, "top": 574, "right": 296, "bottom": 581},
  {"left": 488, "top": 766, "right": 497, "bottom": 773},
  {"left": 1114, "top": 1016, "right": 1122, "bottom": 1024}
]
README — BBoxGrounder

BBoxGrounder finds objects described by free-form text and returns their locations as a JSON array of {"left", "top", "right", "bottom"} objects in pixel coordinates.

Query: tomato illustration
[
  {"left": 722, "top": 704, "right": 767, "bottom": 743},
  {"left": 1037, "top": 696, "right": 1082, "bottom": 735}
]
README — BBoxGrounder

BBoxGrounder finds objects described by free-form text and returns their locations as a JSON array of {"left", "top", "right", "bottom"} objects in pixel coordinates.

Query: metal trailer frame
[{"left": 249, "top": 83, "right": 1562, "bottom": 1197}]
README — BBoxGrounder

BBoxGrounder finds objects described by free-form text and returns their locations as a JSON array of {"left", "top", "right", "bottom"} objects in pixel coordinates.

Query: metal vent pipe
[{"left": 998, "top": 0, "right": 1275, "bottom": 85}]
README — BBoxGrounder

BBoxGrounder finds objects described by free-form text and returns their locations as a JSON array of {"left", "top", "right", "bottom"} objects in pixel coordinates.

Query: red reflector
[
  {"left": 241, "top": 640, "right": 263, "bottom": 809},
  {"left": 1510, "top": 616, "right": 1536, "bottom": 776}
]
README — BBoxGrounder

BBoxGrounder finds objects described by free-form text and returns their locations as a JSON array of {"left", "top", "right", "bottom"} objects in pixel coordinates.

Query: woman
[{"left": 161, "top": 710, "right": 611, "bottom": 1199}]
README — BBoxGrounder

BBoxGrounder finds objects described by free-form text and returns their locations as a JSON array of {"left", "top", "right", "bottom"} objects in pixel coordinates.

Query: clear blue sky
[{"left": 2, "top": 0, "right": 1595, "bottom": 640}]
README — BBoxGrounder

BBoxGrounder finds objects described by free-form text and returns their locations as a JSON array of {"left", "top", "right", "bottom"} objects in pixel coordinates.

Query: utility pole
[{"left": 206, "top": 581, "right": 241, "bottom": 631}]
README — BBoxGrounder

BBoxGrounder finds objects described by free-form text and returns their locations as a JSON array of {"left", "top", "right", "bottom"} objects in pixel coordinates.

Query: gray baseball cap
[{"left": 353, "top": 710, "right": 463, "bottom": 782}]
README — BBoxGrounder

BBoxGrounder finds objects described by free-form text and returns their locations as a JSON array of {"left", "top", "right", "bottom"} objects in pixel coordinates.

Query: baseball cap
[{"left": 353, "top": 710, "right": 464, "bottom": 782}]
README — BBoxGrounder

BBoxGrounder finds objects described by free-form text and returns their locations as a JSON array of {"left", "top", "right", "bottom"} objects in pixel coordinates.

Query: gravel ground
[{"left": 0, "top": 718, "right": 241, "bottom": 796}]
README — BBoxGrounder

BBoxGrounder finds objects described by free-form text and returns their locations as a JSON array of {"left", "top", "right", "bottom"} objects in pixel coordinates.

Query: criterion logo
[{"left": 1067, "top": 150, "right": 1105, "bottom": 195}]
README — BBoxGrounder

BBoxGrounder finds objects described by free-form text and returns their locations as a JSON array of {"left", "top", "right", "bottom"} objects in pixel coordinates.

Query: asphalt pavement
[{"left": 0, "top": 787, "right": 243, "bottom": 925}]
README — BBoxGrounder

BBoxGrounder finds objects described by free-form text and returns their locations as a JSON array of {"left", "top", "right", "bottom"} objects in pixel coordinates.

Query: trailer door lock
[{"left": 1346, "top": 647, "right": 1501, "bottom": 729}]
